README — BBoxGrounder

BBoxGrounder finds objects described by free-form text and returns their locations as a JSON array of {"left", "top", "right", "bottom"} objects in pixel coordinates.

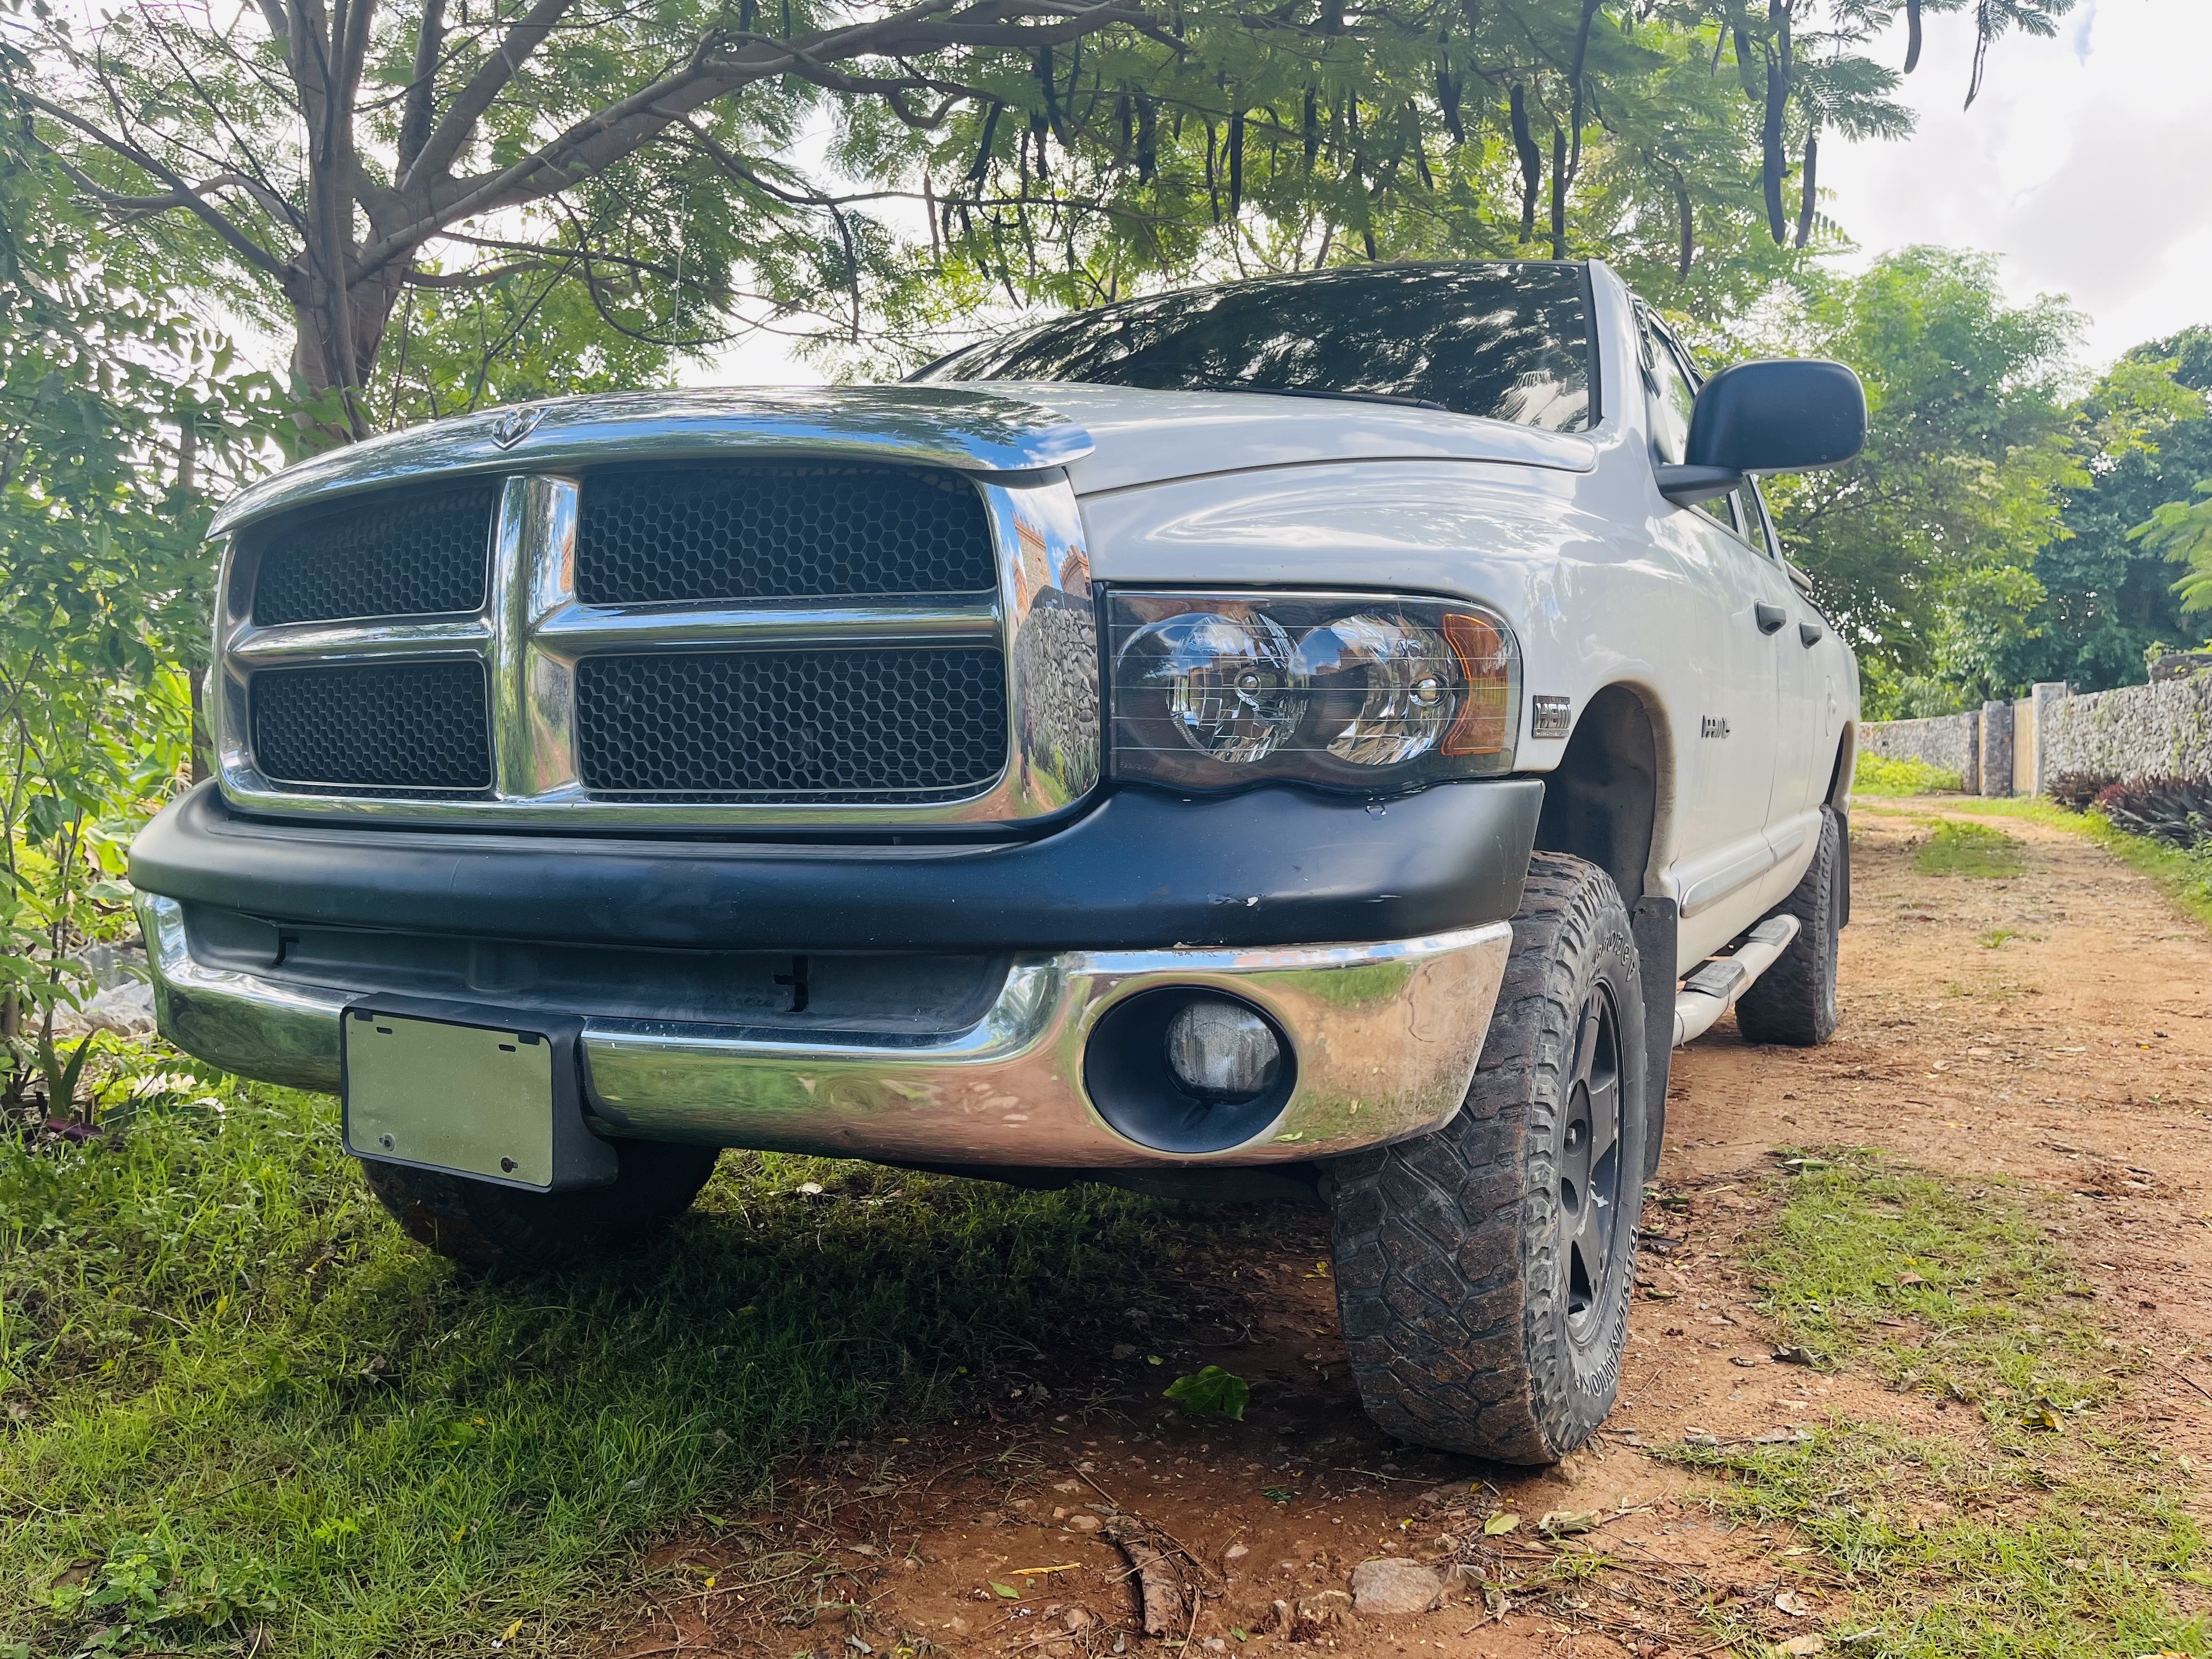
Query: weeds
[
  {"left": 1664, "top": 1152, "right": 2208, "bottom": 1658},
  {"left": 1855, "top": 755, "right": 1965, "bottom": 797}
]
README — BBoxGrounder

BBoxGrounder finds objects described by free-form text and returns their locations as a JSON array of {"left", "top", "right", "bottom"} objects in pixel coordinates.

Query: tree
[
  {"left": 0, "top": 84, "right": 281, "bottom": 1108},
  {"left": 2114, "top": 330, "right": 2212, "bottom": 631},
  {"left": 1750, "top": 247, "right": 2084, "bottom": 716},
  {"left": 12, "top": 0, "right": 2068, "bottom": 437},
  {"left": 1985, "top": 330, "right": 2212, "bottom": 690}
]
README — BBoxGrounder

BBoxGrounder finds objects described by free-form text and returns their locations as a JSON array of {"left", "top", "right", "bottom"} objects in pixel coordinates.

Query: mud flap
[{"left": 1631, "top": 895, "right": 1678, "bottom": 1182}]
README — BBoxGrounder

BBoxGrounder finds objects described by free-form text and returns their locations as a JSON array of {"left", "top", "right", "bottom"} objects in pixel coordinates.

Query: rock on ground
[{"left": 1348, "top": 1558, "right": 1448, "bottom": 1615}]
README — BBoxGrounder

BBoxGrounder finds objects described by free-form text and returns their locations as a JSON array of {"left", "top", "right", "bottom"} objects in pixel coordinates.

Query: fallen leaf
[
  {"left": 2024, "top": 1406, "right": 2064, "bottom": 1432},
  {"left": 1163, "top": 1365, "right": 1250, "bottom": 1421},
  {"left": 1782, "top": 1637, "right": 1826, "bottom": 1657},
  {"left": 1773, "top": 1345, "right": 1824, "bottom": 1368},
  {"left": 1538, "top": 1511, "right": 1596, "bottom": 1537},
  {"left": 1775, "top": 1588, "right": 1814, "bottom": 1618},
  {"left": 990, "top": 1581, "right": 1020, "bottom": 1599},
  {"left": 1482, "top": 1512, "right": 1520, "bottom": 1536}
]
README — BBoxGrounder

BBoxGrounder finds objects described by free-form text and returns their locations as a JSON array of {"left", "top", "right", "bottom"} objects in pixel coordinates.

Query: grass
[
  {"left": 1854, "top": 754, "right": 1966, "bottom": 797},
  {"left": 1912, "top": 819, "right": 2027, "bottom": 879},
  {"left": 1664, "top": 1152, "right": 2208, "bottom": 1659},
  {"left": 0, "top": 1060, "right": 1207, "bottom": 1657}
]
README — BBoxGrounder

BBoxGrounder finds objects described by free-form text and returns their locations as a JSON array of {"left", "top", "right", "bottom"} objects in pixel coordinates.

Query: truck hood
[{"left": 210, "top": 381, "right": 1595, "bottom": 537}]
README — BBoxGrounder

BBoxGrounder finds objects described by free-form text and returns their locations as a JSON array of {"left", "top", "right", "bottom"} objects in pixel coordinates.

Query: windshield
[{"left": 917, "top": 262, "right": 1594, "bottom": 432}]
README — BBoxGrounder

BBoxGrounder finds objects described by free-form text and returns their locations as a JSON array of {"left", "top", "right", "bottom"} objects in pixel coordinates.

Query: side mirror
[{"left": 1655, "top": 359, "right": 1867, "bottom": 508}]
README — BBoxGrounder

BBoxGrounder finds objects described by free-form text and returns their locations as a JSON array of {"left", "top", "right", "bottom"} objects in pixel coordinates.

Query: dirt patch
[{"left": 597, "top": 805, "right": 2212, "bottom": 1657}]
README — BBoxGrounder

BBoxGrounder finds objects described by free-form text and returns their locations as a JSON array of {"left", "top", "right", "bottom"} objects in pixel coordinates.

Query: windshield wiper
[{"left": 1180, "top": 380, "right": 1455, "bottom": 414}]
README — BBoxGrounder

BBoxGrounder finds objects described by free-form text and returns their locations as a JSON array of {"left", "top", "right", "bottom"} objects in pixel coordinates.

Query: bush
[
  {"left": 2044, "top": 771, "right": 2119, "bottom": 812},
  {"left": 1854, "top": 753, "right": 1963, "bottom": 797},
  {"left": 2088, "top": 776, "right": 2212, "bottom": 849}
]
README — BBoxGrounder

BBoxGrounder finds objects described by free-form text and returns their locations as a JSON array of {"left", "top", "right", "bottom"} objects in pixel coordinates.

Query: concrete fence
[{"left": 1860, "top": 671, "right": 2212, "bottom": 798}]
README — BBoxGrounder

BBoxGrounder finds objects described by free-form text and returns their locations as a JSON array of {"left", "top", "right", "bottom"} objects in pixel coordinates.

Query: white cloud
[{"left": 1818, "top": 0, "right": 2212, "bottom": 366}]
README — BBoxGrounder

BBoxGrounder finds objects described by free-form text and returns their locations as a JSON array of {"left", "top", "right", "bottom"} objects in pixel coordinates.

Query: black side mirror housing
[{"left": 1655, "top": 359, "right": 1867, "bottom": 508}]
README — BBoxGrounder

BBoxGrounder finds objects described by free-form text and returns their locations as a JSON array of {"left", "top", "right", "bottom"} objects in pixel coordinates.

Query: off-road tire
[
  {"left": 1324, "top": 853, "right": 1647, "bottom": 1464},
  {"left": 1733, "top": 804, "right": 1843, "bottom": 1047},
  {"left": 359, "top": 1139, "right": 721, "bottom": 1271}
]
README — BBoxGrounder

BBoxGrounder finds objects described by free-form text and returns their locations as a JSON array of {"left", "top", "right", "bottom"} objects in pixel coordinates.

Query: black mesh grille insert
[
  {"left": 251, "top": 661, "right": 492, "bottom": 791},
  {"left": 249, "top": 482, "right": 497, "bottom": 625},
  {"left": 576, "top": 463, "right": 996, "bottom": 606},
  {"left": 577, "top": 649, "right": 1006, "bottom": 798}
]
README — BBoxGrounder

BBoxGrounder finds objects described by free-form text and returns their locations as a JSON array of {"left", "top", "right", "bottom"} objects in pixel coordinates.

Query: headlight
[{"left": 1109, "top": 590, "right": 1520, "bottom": 792}]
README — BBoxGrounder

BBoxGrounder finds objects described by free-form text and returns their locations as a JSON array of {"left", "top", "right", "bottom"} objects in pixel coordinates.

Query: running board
[{"left": 1673, "top": 915, "right": 1802, "bottom": 1046}]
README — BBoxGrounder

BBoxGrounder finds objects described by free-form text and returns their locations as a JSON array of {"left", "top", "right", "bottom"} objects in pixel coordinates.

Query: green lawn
[{"left": 0, "top": 1069, "right": 1187, "bottom": 1656}]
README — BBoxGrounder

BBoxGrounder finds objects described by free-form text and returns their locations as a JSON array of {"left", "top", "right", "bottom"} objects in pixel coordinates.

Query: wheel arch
[{"left": 1530, "top": 680, "right": 1673, "bottom": 906}]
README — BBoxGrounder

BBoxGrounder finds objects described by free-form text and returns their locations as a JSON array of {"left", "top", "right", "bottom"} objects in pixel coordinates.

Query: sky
[
  {"left": 1820, "top": 0, "right": 2212, "bottom": 370},
  {"left": 698, "top": 0, "right": 2211, "bottom": 386}
]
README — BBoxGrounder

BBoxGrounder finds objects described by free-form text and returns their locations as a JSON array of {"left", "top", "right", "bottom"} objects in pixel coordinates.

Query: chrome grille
[
  {"left": 576, "top": 648, "right": 1006, "bottom": 798},
  {"left": 577, "top": 462, "right": 995, "bottom": 605},
  {"left": 249, "top": 481, "right": 496, "bottom": 625},
  {"left": 215, "top": 445, "right": 1099, "bottom": 827},
  {"left": 250, "top": 661, "right": 492, "bottom": 791}
]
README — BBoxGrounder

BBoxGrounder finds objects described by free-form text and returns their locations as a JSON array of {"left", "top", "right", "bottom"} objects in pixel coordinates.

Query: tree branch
[
  {"left": 19, "top": 93, "right": 287, "bottom": 276},
  {"left": 403, "top": 0, "right": 586, "bottom": 189}
]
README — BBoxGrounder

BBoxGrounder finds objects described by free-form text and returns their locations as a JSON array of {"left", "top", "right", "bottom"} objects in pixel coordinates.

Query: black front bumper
[{"left": 130, "top": 778, "right": 1544, "bottom": 953}]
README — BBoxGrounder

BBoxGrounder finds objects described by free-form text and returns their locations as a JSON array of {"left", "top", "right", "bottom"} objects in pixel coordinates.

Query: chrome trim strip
[
  {"left": 209, "top": 387, "right": 1096, "bottom": 539},
  {"left": 138, "top": 892, "right": 1509, "bottom": 1167},
  {"left": 212, "top": 464, "right": 1103, "bottom": 827},
  {"left": 227, "top": 619, "right": 494, "bottom": 665},
  {"left": 529, "top": 600, "right": 1000, "bottom": 653}
]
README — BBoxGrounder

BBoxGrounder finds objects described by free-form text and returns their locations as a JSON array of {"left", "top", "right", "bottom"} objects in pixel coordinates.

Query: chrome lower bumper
[{"left": 138, "top": 894, "right": 1510, "bottom": 1167}]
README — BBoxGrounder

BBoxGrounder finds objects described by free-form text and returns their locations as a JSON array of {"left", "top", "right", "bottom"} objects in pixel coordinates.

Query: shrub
[
  {"left": 2088, "top": 776, "right": 2212, "bottom": 849},
  {"left": 1854, "top": 753, "right": 1963, "bottom": 797},
  {"left": 2044, "top": 771, "right": 2118, "bottom": 812}
]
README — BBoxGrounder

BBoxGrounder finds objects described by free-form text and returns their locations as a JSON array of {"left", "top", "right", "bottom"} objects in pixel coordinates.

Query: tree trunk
[
  {"left": 1548, "top": 123, "right": 1567, "bottom": 257},
  {"left": 1509, "top": 84, "right": 1541, "bottom": 242}
]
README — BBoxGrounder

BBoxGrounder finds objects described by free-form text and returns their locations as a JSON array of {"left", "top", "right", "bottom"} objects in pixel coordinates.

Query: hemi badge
[{"left": 1531, "top": 696, "right": 1573, "bottom": 739}]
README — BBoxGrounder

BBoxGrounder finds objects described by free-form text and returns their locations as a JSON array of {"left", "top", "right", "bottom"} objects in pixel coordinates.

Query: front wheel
[
  {"left": 1325, "top": 853, "right": 1647, "bottom": 1464},
  {"left": 360, "top": 1138, "right": 721, "bottom": 1271}
]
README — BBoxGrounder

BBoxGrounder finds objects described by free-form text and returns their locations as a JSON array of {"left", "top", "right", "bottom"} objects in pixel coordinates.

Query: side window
[
  {"left": 1740, "top": 479, "right": 1780, "bottom": 559},
  {"left": 1639, "top": 313, "right": 1737, "bottom": 532}
]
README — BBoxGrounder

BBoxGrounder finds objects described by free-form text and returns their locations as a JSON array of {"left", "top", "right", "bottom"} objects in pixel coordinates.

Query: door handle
[
  {"left": 1754, "top": 602, "right": 1788, "bottom": 635},
  {"left": 1798, "top": 620, "right": 1824, "bottom": 647}
]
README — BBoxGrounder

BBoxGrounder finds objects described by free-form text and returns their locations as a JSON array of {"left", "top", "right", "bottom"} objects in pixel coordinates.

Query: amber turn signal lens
[{"left": 1440, "top": 612, "right": 1509, "bottom": 756}]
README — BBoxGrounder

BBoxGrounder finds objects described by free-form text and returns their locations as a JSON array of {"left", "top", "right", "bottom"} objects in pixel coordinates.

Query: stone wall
[
  {"left": 1861, "top": 671, "right": 2212, "bottom": 798},
  {"left": 2040, "top": 674, "right": 2212, "bottom": 783},
  {"left": 1859, "top": 710, "right": 1980, "bottom": 792}
]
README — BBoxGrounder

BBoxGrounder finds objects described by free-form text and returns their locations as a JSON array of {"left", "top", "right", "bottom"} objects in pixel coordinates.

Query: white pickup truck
[{"left": 131, "top": 258, "right": 1863, "bottom": 1463}]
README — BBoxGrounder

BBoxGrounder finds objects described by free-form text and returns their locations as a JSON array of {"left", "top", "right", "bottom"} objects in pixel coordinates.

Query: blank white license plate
[{"left": 343, "top": 1009, "right": 557, "bottom": 1188}]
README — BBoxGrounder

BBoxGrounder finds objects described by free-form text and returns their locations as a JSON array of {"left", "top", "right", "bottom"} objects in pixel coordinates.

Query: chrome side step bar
[{"left": 1673, "top": 914, "right": 1801, "bottom": 1047}]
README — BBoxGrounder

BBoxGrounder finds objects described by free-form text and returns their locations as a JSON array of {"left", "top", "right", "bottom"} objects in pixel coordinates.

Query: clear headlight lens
[{"left": 1109, "top": 590, "right": 1520, "bottom": 793}]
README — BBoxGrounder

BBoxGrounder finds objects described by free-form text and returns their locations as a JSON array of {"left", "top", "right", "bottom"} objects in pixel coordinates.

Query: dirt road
[{"left": 602, "top": 805, "right": 2212, "bottom": 1658}]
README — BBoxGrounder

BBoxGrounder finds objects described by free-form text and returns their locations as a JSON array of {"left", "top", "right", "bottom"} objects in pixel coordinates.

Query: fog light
[{"left": 1164, "top": 1000, "right": 1283, "bottom": 1102}]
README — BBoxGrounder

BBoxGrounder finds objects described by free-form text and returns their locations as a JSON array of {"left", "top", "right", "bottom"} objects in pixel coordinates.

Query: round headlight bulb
[
  {"left": 1163, "top": 999, "right": 1284, "bottom": 1104},
  {"left": 1116, "top": 610, "right": 1304, "bottom": 764},
  {"left": 1293, "top": 613, "right": 1457, "bottom": 766}
]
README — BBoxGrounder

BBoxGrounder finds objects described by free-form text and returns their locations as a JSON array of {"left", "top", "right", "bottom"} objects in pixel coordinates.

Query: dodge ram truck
[{"left": 129, "top": 258, "right": 1866, "bottom": 1463}]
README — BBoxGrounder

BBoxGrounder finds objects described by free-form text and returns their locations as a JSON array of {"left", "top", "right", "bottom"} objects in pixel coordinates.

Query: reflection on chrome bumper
[{"left": 138, "top": 893, "right": 1510, "bottom": 1167}]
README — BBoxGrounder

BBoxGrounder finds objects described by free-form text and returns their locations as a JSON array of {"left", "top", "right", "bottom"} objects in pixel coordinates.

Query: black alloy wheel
[{"left": 1559, "top": 982, "right": 1624, "bottom": 1345}]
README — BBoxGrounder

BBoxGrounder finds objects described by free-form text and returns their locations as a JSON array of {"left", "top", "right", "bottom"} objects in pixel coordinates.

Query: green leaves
[{"left": 1163, "top": 1364, "right": 1249, "bottom": 1420}]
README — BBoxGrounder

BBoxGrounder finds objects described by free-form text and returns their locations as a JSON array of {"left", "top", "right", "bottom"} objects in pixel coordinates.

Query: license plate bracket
[{"left": 341, "top": 996, "right": 617, "bottom": 1192}]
